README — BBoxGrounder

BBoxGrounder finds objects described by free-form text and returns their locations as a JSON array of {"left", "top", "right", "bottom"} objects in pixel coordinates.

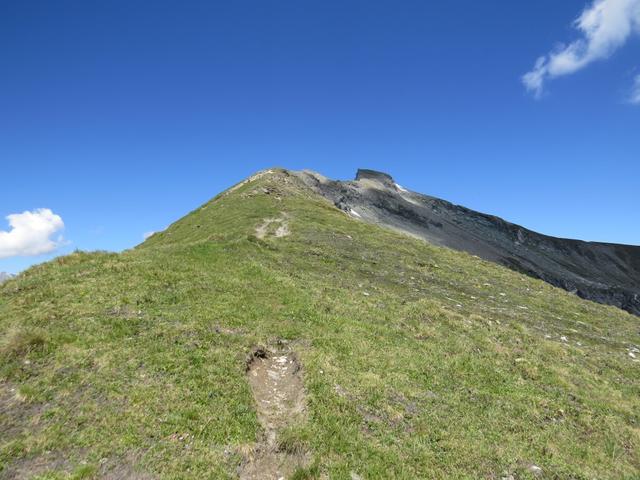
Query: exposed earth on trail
[
  {"left": 255, "top": 214, "right": 290, "bottom": 240},
  {"left": 240, "top": 347, "right": 308, "bottom": 480}
]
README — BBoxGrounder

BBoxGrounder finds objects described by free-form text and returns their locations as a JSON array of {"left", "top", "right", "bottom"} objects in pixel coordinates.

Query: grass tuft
[
  {"left": 277, "top": 426, "right": 311, "bottom": 455},
  {"left": 1, "top": 327, "right": 47, "bottom": 360}
]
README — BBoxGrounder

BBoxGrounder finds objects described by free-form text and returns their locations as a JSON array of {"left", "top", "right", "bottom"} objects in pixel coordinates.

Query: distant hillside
[
  {"left": 0, "top": 273, "right": 13, "bottom": 284},
  {"left": 296, "top": 169, "right": 640, "bottom": 316},
  {"left": 1, "top": 168, "right": 638, "bottom": 479}
]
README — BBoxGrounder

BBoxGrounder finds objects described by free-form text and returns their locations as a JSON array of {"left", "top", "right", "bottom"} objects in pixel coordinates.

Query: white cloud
[
  {"left": 0, "top": 209, "right": 65, "bottom": 259},
  {"left": 143, "top": 231, "right": 155, "bottom": 240},
  {"left": 522, "top": 57, "right": 549, "bottom": 98},
  {"left": 523, "top": 0, "right": 640, "bottom": 98},
  {"left": 631, "top": 74, "right": 640, "bottom": 103}
]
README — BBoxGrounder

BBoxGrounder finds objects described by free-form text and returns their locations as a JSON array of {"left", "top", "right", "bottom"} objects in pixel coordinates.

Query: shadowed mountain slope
[
  {"left": 294, "top": 169, "right": 640, "bottom": 316},
  {"left": 1, "top": 168, "right": 639, "bottom": 479}
]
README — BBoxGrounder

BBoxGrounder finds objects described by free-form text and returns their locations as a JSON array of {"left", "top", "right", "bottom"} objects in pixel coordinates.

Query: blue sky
[{"left": 1, "top": 0, "right": 639, "bottom": 274}]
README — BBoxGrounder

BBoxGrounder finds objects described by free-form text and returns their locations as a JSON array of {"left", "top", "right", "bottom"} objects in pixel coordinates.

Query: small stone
[
  {"left": 560, "top": 336, "right": 568, "bottom": 342},
  {"left": 528, "top": 464, "right": 543, "bottom": 476},
  {"left": 350, "top": 473, "right": 363, "bottom": 480},
  {"left": 363, "top": 292, "right": 370, "bottom": 296}
]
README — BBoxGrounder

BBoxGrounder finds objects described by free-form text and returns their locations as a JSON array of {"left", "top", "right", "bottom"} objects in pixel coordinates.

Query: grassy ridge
[{"left": 1, "top": 169, "right": 639, "bottom": 479}]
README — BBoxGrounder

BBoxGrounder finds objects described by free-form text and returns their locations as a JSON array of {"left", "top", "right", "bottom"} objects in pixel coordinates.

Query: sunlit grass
[{"left": 1, "top": 170, "right": 638, "bottom": 478}]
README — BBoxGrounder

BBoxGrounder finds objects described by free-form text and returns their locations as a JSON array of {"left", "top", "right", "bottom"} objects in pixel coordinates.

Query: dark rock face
[
  {"left": 355, "top": 169, "right": 396, "bottom": 188},
  {"left": 294, "top": 169, "right": 640, "bottom": 316}
]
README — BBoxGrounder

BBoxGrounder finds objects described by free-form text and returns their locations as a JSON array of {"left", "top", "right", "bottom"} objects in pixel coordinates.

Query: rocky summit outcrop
[{"left": 294, "top": 169, "right": 640, "bottom": 316}]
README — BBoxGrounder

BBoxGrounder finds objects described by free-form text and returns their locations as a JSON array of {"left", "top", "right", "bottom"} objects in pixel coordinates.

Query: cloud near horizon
[
  {"left": 523, "top": 0, "right": 640, "bottom": 100},
  {"left": 0, "top": 209, "right": 65, "bottom": 259}
]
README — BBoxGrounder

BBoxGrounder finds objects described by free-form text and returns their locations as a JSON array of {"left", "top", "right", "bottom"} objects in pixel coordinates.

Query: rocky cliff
[{"left": 294, "top": 169, "right": 640, "bottom": 315}]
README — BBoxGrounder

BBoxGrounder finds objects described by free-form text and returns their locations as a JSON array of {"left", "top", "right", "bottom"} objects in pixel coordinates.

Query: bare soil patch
[
  {"left": 0, "top": 452, "right": 74, "bottom": 480},
  {"left": 255, "top": 214, "right": 290, "bottom": 240},
  {"left": 240, "top": 346, "right": 307, "bottom": 480}
]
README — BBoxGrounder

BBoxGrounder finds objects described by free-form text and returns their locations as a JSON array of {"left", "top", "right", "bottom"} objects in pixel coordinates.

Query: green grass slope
[{"left": 1, "top": 169, "right": 639, "bottom": 479}]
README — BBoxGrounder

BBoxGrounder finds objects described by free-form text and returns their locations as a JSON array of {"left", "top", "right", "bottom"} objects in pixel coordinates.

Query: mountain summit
[
  {"left": 294, "top": 169, "right": 640, "bottom": 316},
  {"left": 1, "top": 168, "right": 638, "bottom": 479}
]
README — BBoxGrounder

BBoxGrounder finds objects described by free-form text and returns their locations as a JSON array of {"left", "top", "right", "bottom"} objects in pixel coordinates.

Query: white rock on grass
[{"left": 528, "top": 464, "right": 543, "bottom": 476}]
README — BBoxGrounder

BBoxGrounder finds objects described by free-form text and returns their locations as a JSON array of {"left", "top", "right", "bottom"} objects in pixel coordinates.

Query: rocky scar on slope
[{"left": 293, "top": 169, "right": 640, "bottom": 316}]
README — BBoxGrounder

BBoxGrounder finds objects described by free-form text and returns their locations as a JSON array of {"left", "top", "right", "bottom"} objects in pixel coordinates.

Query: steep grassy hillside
[{"left": 1, "top": 169, "right": 639, "bottom": 479}]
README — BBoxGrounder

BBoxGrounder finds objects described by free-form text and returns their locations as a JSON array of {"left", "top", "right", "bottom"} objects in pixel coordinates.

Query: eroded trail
[
  {"left": 240, "top": 348, "right": 307, "bottom": 480},
  {"left": 255, "top": 213, "right": 290, "bottom": 239}
]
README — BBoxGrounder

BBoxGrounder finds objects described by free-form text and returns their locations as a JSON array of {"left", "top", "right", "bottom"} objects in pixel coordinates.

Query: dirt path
[
  {"left": 255, "top": 214, "right": 290, "bottom": 239},
  {"left": 240, "top": 348, "right": 307, "bottom": 480}
]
